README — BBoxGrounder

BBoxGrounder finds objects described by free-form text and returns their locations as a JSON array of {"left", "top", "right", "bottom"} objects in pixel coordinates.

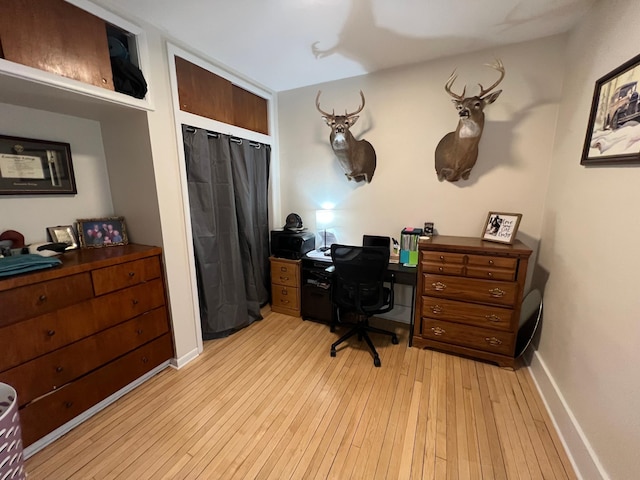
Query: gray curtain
[{"left": 183, "top": 126, "right": 271, "bottom": 340}]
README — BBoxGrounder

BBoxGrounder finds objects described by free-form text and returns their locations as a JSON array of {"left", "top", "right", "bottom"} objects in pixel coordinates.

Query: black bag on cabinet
[{"left": 110, "top": 57, "right": 148, "bottom": 99}]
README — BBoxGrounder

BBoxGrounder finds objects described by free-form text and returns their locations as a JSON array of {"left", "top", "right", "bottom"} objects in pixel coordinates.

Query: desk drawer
[
  {"left": 19, "top": 334, "right": 173, "bottom": 447},
  {"left": 271, "top": 261, "right": 299, "bottom": 287},
  {"left": 420, "top": 296, "right": 513, "bottom": 331},
  {"left": 0, "top": 273, "right": 93, "bottom": 327},
  {"left": 272, "top": 285, "right": 299, "bottom": 310},
  {"left": 1, "top": 307, "right": 169, "bottom": 407},
  {"left": 420, "top": 318, "right": 514, "bottom": 356},
  {"left": 0, "top": 278, "right": 166, "bottom": 372},
  {"left": 421, "top": 273, "right": 517, "bottom": 307},
  {"left": 92, "top": 256, "right": 162, "bottom": 296}
]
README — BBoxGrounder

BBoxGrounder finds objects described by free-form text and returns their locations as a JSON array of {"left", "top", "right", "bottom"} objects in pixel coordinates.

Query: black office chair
[{"left": 329, "top": 243, "right": 399, "bottom": 367}]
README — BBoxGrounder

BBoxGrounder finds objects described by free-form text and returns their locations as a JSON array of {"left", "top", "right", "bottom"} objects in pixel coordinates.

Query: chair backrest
[
  {"left": 362, "top": 235, "right": 390, "bottom": 249},
  {"left": 330, "top": 243, "right": 391, "bottom": 314}
]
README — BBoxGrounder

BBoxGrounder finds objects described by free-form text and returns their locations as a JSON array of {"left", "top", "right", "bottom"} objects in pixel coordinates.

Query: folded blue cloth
[{"left": 0, "top": 254, "right": 62, "bottom": 277}]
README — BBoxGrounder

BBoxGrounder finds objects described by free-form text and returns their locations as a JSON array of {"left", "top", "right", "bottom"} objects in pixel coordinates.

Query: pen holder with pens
[{"left": 400, "top": 227, "right": 422, "bottom": 266}]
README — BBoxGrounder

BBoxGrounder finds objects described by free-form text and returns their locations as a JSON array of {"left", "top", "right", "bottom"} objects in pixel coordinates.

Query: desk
[{"left": 301, "top": 252, "right": 418, "bottom": 345}]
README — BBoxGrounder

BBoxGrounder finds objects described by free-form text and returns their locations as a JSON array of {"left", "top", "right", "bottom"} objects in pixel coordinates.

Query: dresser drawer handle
[
  {"left": 489, "top": 288, "right": 505, "bottom": 298},
  {"left": 128, "top": 272, "right": 136, "bottom": 277},
  {"left": 64, "top": 401, "right": 73, "bottom": 409},
  {"left": 47, "top": 329, "right": 56, "bottom": 337},
  {"left": 485, "top": 336, "right": 502, "bottom": 346},
  {"left": 280, "top": 267, "right": 287, "bottom": 272},
  {"left": 56, "top": 366, "right": 64, "bottom": 373},
  {"left": 142, "top": 357, "right": 148, "bottom": 364},
  {"left": 432, "top": 282, "right": 446, "bottom": 291},
  {"left": 431, "top": 305, "right": 443, "bottom": 314},
  {"left": 279, "top": 276, "right": 290, "bottom": 282},
  {"left": 438, "top": 267, "right": 443, "bottom": 272},
  {"left": 439, "top": 255, "right": 444, "bottom": 261},
  {"left": 485, "top": 314, "right": 502, "bottom": 323},
  {"left": 39, "top": 294, "right": 47, "bottom": 302},
  {"left": 137, "top": 329, "right": 143, "bottom": 335},
  {"left": 132, "top": 299, "right": 139, "bottom": 305},
  {"left": 281, "top": 289, "right": 288, "bottom": 295},
  {"left": 281, "top": 299, "right": 290, "bottom": 304},
  {"left": 431, "top": 326, "right": 446, "bottom": 336},
  {"left": 488, "top": 260, "right": 494, "bottom": 265},
  {"left": 487, "top": 272, "right": 493, "bottom": 278}
]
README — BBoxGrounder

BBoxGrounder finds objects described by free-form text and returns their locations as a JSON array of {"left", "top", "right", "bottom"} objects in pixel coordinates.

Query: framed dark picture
[
  {"left": 482, "top": 212, "right": 522, "bottom": 245},
  {"left": 47, "top": 225, "right": 79, "bottom": 250},
  {"left": 0, "top": 135, "right": 77, "bottom": 194},
  {"left": 581, "top": 53, "right": 640, "bottom": 166},
  {"left": 77, "top": 217, "right": 129, "bottom": 248}
]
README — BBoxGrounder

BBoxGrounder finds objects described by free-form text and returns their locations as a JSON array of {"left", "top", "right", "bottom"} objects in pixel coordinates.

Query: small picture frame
[
  {"left": 77, "top": 216, "right": 129, "bottom": 248},
  {"left": 0, "top": 135, "right": 77, "bottom": 195},
  {"left": 482, "top": 212, "right": 522, "bottom": 244},
  {"left": 47, "top": 225, "right": 79, "bottom": 250}
]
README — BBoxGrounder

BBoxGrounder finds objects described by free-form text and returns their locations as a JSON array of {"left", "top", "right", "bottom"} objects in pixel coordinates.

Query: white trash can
[{"left": 0, "top": 383, "right": 25, "bottom": 480}]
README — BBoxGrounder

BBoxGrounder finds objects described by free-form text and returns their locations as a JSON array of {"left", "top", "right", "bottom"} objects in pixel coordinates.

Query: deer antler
[
  {"left": 315, "top": 90, "right": 335, "bottom": 117},
  {"left": 344, "top": 90, "right": 366, "bottom": 117},
  {"left": 478, "top": 59, "right": 505, "bottom": 98},
  {"left": 444, "top": 70, "right": 466, "bottom": 101}
]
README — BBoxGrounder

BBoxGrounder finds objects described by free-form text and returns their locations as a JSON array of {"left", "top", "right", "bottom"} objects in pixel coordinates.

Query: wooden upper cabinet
[
  {"left": 0, "top": 0, "right": 114, "bottom": 90},
  {"left": 233, "top": 85, "right": 269, "bottom": 134},
  {"left": 175, "top": 56, "right": 269, "bottom": 135},
  {"left": 175, "top": 56, "right": 234, "bottom": 124}
]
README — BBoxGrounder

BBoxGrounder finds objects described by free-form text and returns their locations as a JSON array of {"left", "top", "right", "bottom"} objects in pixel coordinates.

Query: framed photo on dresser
[
  {"left": 77, "top": 217, "right": 129, "bottom": 248},
  {"left": 482, "top": 212, "right": 522, "bottom": 244}
]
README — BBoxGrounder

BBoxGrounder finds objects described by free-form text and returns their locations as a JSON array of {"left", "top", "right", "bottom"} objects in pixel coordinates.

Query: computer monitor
[{"left": 362, "top": 235, "right": 390, "bottom": 249}]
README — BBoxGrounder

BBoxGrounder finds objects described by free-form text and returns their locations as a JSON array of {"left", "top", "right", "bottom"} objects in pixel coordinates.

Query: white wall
[
  {"left": 0, "top": 102, "right": 113, "bottom": 243},
  {"left": 532, "top": 0, "right": 640, "bottom": 479},
  {"left": 278, "top": 35, "right": 565, "bottom": 309}
]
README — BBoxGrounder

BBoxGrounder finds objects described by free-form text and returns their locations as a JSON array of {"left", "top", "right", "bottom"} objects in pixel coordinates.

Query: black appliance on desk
[{"left": 270, "top": 229, "right": 315, "bottom": 260}]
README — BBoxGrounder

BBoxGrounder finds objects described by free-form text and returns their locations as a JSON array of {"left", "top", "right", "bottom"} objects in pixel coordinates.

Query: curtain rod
[{"left": 184, "top": 126, "right": 262, "bottom": 149}]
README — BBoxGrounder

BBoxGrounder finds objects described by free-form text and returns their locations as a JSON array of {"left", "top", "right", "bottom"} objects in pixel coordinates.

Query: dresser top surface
[
  {"left": 419, "top": 235, "right": 532, "bottom": 257},
  {"left": 0, "top": 244, "right": 162, "bottom": 291}
]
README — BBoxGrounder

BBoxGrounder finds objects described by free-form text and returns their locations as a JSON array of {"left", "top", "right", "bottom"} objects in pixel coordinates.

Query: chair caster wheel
[
  {"left": 374, "top": 356, "right": 381, "bottom": 367},
  {"left": 391, "top": 335, "right": 399, "bottom": 345},
  {"left": 330, "top": 349, "right": 336, "bottom": 357}
]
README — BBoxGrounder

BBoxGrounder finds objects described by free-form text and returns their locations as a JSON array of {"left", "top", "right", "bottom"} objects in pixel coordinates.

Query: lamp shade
[{"left": 315, "top": 209, "right": 334, "bottom": 227}]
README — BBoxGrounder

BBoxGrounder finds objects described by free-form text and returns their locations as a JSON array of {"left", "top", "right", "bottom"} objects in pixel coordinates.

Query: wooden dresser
[
  {"left": 0, "top": 244, "right": 174, "bottom": 447},
  {"left": 413, "top": 236, "right": 532, "bottom": 368},
  {"left": 269, "top": 257, "right": 301, "bottom": 316}
]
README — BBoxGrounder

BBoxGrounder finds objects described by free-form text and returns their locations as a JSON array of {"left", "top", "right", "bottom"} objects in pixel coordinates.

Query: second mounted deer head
[
  {"left": 316, "top": 90, "right": 377, "bottom": 183},
  {"left": 435, "top": 60, "right": 505, "bottom": 182}
]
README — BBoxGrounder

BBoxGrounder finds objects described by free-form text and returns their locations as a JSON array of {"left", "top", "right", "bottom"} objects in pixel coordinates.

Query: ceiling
[{"left": 93, "top": 0, "right": 596, "bottom": 92}]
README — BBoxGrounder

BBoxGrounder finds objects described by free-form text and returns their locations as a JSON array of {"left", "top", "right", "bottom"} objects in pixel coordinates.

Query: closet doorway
[{"left": 182, "top": 126, "right": 271, "bottom": 339}]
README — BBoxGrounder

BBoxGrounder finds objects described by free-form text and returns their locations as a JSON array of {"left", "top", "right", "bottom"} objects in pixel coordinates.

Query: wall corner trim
[{"left": 527, "top": 352, "right": 610, "bottom": 480}]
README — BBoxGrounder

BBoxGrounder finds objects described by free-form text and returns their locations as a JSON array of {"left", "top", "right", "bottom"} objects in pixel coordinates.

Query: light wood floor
[{"left": 25, "top": 311, "right": 576, "bottom": 479}]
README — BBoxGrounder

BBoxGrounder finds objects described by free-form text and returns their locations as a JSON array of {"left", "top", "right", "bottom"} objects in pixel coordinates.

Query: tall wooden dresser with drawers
[
  {"left": 0, "top": 244, "right": 174, "bottom": 448},
  {"left": 413, "top": 236, "right": 532, "bottom": 368}
]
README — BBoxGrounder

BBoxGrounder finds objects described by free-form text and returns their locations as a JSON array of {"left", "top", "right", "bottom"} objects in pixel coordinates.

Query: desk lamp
[{"left": 316, "top": 209, "right": 333, "bottom": 252}]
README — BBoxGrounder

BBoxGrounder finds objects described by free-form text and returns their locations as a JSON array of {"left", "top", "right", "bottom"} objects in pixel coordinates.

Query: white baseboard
[
  {"left": 23, "top": 361, "right": 171, "bottom": 459},
  {"left": 528, "top": 351, "right": 610, "bottom": 480},
  {"left": 171, "top": 347, "right": 200, "bottom": 369}
]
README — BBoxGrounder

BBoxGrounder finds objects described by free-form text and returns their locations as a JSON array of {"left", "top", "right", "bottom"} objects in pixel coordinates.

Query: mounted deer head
[
  {"left": 316, "top": 90, "right": 377, "bottom": 183},
  {"left": 435, "top": 59, "right": 505, "bottom": 182}
]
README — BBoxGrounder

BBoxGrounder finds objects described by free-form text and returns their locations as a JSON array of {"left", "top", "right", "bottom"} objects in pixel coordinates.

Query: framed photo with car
[
  {"left": 482, "top": 212, "right": 522, "bottom": 244},
  {"left": 581, "top": 52, "right": 640, "bottom": 166},
  {"left": 77, "top": 217, "right": 129, "bottom": 248}
]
